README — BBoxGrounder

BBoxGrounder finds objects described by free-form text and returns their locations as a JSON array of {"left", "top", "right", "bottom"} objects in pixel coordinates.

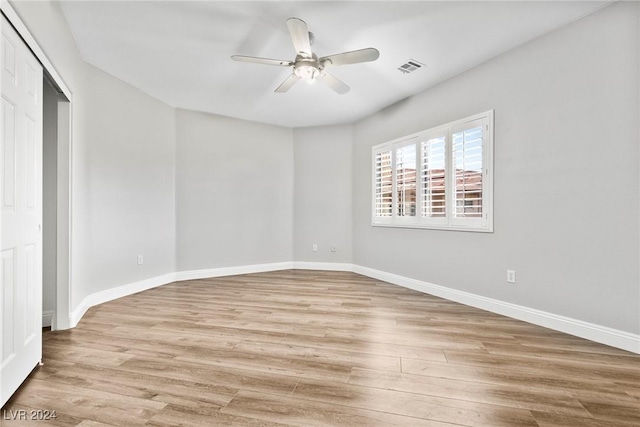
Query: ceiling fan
[{"left": 231, "top": 18, "right": 379, "bottom": 94}]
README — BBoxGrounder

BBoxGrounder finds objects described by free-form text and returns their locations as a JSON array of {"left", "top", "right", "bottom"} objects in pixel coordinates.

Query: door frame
[{"left": 1, "top": 0, "right": 73, "bottom": 330}]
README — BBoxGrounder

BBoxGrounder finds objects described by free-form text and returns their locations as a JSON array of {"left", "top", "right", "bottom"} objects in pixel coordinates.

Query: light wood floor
[{"left": 3, "top": 270, "right": 639, "bottom": 426}]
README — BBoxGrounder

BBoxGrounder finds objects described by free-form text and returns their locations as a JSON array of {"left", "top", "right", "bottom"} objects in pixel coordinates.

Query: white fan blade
[
  {"left": 231, "top": 55, "right": 293, "bottom": 66},
  {"left": 275, "top": 74, "right": 301, "bottom": 93},
  {"left": 286, "top": 18, "right": 312, "bottom": 57},
  {"left": 320, "top": 48, "right": 380, "bottom": 67},
  {"left": 318, "top": 72, "right": 350, "bottom": 94}
]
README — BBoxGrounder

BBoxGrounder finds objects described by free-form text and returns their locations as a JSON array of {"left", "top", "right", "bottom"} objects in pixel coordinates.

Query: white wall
[
  {"left": 352, "top": 1, "right": 639, "bottom": 334},
  {"left": 293, "top": 125, "right": 353, "bottom": 263},
  {"left": 175, "top": 110, "right": 293, "bottom": 271},
  {"left": 78, "top": 64, "right": 176, "bottom": 303}
]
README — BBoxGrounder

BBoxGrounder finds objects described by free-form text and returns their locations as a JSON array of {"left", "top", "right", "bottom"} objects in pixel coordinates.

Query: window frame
[{"left": 371, "top": 110, "right": 494, "bottom": 233}]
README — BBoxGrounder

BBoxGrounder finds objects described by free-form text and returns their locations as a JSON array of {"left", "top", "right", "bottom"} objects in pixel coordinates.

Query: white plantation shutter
[
  {"left": 396, "top": 144, "right": 417, "bottom": 217},
  {"left": 452, "top": 119, "right": 484, "bottom": 223},
  {"left": 374, "top": 148, "right": 393, "bottom": 218},
  {"left": 372, "top": 111, "right": 492, "bottom": 232},
  {"left": 420, "top": 136, "right": 446, "bottom": 219}
]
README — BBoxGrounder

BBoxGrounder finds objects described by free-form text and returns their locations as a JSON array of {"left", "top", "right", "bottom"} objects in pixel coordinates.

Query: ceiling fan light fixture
[{"left": 294, "top": 62, "right": 320, "bottom": 80}]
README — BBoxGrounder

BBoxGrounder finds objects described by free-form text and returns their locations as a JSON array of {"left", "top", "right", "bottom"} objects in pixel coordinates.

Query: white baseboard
[
  {"left": 174, "top": 262, "right": 294, "bottom": 282},
  {"left": 42, "top": 310, "right": 55, "bottom": 328},
  {"left": 352, "top": 264, "right": 640, "bottom": 354},
  {"left": 69, "top": 262, "right": 294, "bottom": 327},
  {"left": 66, "top": 261, "right": 640, "bottom": 354},
  {"left": 69, "top": 272, "right": 177, "bottom": 328},
  {"left": 291, "top": 261, "right": 354, "bottom": 271}
]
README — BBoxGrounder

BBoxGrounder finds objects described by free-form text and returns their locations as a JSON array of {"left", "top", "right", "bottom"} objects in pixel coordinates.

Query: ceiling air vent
[{"left": 397, "top": 59, "right": 425, "bottom": 75}]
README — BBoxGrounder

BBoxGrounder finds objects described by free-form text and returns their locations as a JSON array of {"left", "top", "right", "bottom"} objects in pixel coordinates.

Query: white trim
[
  {"left": 0, "top": 0, "right": 71, "bottom": 100},
  {"left": 67, "top": 262, "right": 640, "bottom": 354},
  {"left": 291, "top": 261, "right": 354, "bottom": 271},
  {"left": 54, "top": 100, "right": 72, "bottom": 331},
  {"left": 174, "top": 262, "right": 294, "bottom": 281},
  {"left": 351, "top": 264, "right": 640, "bottom": 355},
  {"left": 69, "top": 262, "right": 296, "bottom": 327},
  {"left": 69, "top": 272, "right": 177, "bottom": 327},
  {"left": 42, "top": 310, "right": 55, "bottom": 328}
]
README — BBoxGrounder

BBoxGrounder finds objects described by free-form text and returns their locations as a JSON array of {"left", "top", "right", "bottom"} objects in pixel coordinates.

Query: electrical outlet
[
  {"left": 312, "top": 244, "right": 318, "bottom": 252},
  {"left": 506, "top": 270, "right": 516, "bottom": 283},
  {"left": 331, "top": 245, "right": 336, "bottom": 252},
  {"left": 137, "top": 255, "right": 144, "bottom": 265}
]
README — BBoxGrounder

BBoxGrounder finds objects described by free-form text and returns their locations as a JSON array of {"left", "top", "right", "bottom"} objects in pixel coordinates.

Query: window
[{"left": 372, "top": 111, "right": 493, "bottom": 232}]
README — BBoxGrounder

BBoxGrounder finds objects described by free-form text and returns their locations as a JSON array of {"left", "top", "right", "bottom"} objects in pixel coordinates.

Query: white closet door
[{"left": 1, "top": 15, "right": 43, "bottom": 408}]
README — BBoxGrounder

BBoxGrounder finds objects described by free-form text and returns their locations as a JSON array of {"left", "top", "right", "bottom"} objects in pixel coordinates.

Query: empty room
[{"left": 1, "top": 0, "right": 639, "bottom": 426}]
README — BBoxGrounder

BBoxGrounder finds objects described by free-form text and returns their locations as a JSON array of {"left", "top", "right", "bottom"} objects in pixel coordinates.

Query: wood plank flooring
[{"left": 2, "top": 270, "right": 639, "bottom": 426}]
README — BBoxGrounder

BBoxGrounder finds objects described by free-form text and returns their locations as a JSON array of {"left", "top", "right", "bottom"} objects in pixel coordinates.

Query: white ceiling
[{"left": 59, "top": 1, "right": 611, "bottom": 128}]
